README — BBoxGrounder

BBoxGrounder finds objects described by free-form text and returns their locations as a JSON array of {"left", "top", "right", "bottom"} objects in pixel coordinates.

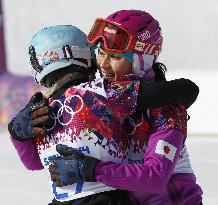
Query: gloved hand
[
  {"left": 49, "top": 144, "right": 100, "bottom": 187},
  {"left": 8, "top": 92, "right": 51, "bottom": 141}
]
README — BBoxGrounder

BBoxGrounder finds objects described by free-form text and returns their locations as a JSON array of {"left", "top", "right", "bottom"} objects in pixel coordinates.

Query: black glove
[
  {"left": 8, "top": 92, "right": 51, "bottom": 141},
  {"left": 49, "top": 144, "right": 100, "bottom": 187}
]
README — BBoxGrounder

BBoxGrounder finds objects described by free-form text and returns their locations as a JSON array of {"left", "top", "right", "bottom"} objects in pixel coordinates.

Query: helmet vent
[
  {"left": 130, "top": 14, "right": 142, "bottom": 17},
  {"left": 137, "top": 26, "right": 147, "bottom": 32},
  {"left": 146, "top": 20, "right": 152, "bottom": 25},
  {"left": 112, "top": 13, "right": 118, "bottom": 19},
  {"left": 121, "top": 17, "right": 131, "bottom": 22}
]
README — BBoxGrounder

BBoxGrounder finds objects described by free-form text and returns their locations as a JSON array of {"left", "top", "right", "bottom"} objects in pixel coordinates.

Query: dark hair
[{"left": 152, "top": 62, "right": 167, "bottom": 81}]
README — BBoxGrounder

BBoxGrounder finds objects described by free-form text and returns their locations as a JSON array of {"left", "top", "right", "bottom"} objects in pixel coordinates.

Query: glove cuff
[{"left": 82, "top": 156, "right": 100, "bottom": 182}]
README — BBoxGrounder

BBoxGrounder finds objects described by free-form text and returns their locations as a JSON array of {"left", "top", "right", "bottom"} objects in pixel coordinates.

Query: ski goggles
[
  {"left": 88, "top": 18, "right": 137, "bottom": 53},
  {"left": 29, "top": 45, "right": 92, "bottom": 72},
  {"left": 88, "top": 18, "right": 161, "bottom": 55}
]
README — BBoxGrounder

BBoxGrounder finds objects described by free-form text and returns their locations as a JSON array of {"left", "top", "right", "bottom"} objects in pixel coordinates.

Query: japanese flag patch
[{"left": 155, "top": 140, "right": 177, "bottom": 162}]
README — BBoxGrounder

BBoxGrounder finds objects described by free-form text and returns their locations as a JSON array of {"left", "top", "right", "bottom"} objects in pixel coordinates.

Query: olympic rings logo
[{"left": 46, "top": 95, "right": 84, "bottom": 131}]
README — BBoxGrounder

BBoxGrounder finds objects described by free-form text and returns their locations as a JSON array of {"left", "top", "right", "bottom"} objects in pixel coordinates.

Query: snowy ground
[{"left": 0, "top": 132, "right": 217, "bottom": 205}]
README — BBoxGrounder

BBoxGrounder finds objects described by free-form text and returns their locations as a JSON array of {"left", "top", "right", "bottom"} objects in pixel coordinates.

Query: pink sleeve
[
  {"left": 95, "top": 128, "right": 185, "bottom": 193},
  {"left": 11, "top": 137, "right": 43, "bottom": 170}
]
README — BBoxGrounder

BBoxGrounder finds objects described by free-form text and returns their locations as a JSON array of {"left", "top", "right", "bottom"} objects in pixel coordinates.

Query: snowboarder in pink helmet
[
  {"left": 86, "top": 9, "right": 203, "bottom": 205},
  {"left": 88, "top": 10, "right": 164, "bottom": 79}
]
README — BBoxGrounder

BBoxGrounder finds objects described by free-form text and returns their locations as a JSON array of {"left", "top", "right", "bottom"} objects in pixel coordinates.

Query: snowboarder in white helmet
[{"left": 9, "top": 21, "right": 201, "bottom": 205}]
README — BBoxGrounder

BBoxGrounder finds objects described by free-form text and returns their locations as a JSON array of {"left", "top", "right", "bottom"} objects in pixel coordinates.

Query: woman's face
[{"left": 96, "top": 47, "right": 132, "bottom": 81}]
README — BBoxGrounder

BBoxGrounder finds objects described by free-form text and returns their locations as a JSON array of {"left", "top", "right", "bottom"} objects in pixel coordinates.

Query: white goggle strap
[{"left": 36, "top": 46, "right": 92, "bottom": 68}]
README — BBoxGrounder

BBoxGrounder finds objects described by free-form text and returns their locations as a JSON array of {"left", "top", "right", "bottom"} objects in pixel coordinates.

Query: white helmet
[{"left": 28, "top": 25, "right": 95, "bottom": 84}]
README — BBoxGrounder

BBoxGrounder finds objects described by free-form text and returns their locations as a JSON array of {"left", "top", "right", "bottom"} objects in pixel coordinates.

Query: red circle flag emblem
[
  {"left": 163, "top": 146, "right": 170, "bottom": 154},
  {"left": 155, "top": 140, "right": 177, "bottom": 162}
]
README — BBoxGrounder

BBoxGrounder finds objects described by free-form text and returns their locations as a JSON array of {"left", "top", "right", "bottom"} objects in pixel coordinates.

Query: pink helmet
[
  {"left": 105, "top": 10, "right": 163, "bottom": 79},
  {"left": 106, "top": 9, "right": 163, "bottom": 53}
]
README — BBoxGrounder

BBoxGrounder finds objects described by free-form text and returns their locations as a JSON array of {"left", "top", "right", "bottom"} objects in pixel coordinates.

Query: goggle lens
[{"left": 88, "top": 19, "right": 133, "bottom": 52}]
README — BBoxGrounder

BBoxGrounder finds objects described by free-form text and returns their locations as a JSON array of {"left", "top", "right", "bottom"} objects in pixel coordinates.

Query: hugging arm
[
  {"left": 11, "top": 137, "right": 43, "bottom": 170},
  {"left": 137, "top": 78, "right": 199, "bottom": 112},
  {"left": 92, "top": 129, "right": 184, "bottom": 193},
  {"left": 8, "top": 92, "right": 50, "bottom": 170}
]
